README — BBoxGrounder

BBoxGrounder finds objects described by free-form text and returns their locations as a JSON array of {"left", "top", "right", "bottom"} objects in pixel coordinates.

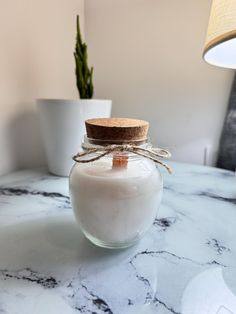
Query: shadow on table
[{"left": 0, "top": 214, "right": 138, "bottom": 273}]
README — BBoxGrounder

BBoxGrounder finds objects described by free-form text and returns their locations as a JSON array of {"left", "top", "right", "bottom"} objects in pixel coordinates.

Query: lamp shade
[{"left": 203, "top": 0, "right": 236, "bottom": 69}]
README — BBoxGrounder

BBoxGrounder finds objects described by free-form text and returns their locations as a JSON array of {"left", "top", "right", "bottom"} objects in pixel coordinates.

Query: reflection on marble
[
  {"left": 0, "top": 162, "right": 236, "bottom": 314},
  {"left": 182, "top": 268, "right": 236, "bottom": 314}
]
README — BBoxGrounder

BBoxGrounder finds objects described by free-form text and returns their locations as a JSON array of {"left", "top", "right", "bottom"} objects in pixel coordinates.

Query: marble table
[{"left": 0, "top": 162, "right": 236, "bottom": 314}]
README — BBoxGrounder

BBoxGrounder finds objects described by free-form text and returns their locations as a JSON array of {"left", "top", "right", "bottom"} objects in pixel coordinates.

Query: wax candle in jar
[{"left": 69, "top": 118, "right": 171, "bottom": 249}]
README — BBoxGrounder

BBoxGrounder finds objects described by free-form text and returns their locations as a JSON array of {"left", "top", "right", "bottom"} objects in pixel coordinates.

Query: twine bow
[{"left": 73, "top": 144, "right": 172, "bottom": 174}]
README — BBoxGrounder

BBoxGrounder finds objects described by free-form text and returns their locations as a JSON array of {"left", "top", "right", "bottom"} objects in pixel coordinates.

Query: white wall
[
  {"left": 0, "top": 0, "right": 234, "bottom": 176},
  {"left": 85, "top": 0, "right": 234, "bottom": 166},
  {"left": 0, "top": 0, "right": 84, "bottom": 175}
]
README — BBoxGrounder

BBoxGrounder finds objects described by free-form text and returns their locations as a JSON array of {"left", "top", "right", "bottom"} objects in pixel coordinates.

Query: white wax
[{"left": 69, "top": 158, "right": 163, "bottom": 244}]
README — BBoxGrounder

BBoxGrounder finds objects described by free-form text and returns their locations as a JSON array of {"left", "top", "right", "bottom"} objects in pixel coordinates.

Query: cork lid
[{"left": 85, "top": 118, "right": 149, "bottom": 144}]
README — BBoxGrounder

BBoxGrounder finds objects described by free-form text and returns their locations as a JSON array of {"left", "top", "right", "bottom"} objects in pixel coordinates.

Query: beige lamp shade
[{"left": 203, "top": 0, "right": 236, "bottom": 69}]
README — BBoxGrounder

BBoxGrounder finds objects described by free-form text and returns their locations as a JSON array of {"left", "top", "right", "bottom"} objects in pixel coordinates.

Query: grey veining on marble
[{"left": 0, "top": 163, "right": 236, "bottom": 314}]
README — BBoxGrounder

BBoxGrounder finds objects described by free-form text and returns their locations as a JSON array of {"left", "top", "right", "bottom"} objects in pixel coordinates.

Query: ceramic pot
[{"left": 37, "top": 99, "right": 112, "bottom": 176}]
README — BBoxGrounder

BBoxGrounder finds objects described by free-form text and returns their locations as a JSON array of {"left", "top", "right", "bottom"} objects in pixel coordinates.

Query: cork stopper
[{"left": 85, "top": 118, "right": 149, "bottom": 144}]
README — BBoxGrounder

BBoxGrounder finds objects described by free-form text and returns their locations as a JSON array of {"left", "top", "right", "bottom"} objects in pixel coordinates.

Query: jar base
[{"left": 83, "top": 231, "right": 141, "bottom": 249}]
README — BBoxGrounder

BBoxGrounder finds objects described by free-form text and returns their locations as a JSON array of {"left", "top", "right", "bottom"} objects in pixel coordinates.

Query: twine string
[{"left": 73, "top": 144, "right": 172, "bottom": 174}]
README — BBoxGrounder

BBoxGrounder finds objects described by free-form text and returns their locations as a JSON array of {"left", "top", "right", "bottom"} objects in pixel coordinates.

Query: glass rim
[{"left": 83, "top": 135, "right": 150, "bottom": 146}]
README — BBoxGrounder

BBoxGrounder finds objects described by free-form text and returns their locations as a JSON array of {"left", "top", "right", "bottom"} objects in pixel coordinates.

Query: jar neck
[
  {"left": 82, "top": 136, "right": 150, "bottom": 150},
  {"left": 73, "top": 136, "right": 171, "bottom": 173}
]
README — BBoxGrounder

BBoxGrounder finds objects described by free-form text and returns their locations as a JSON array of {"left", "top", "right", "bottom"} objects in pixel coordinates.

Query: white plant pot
[{"left": 37, "top": 99, "right": 112, "bottom": 176}]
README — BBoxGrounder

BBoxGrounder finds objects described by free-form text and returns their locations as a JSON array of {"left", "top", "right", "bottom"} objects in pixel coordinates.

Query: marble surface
[{"left": 0, "top": 162, "right": 236, "bottom": 314}]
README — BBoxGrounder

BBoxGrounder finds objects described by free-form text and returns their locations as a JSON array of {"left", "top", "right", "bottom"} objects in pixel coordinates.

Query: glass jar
[{"left": 69, "top": 137, "right": 163, "bottom": 249}]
